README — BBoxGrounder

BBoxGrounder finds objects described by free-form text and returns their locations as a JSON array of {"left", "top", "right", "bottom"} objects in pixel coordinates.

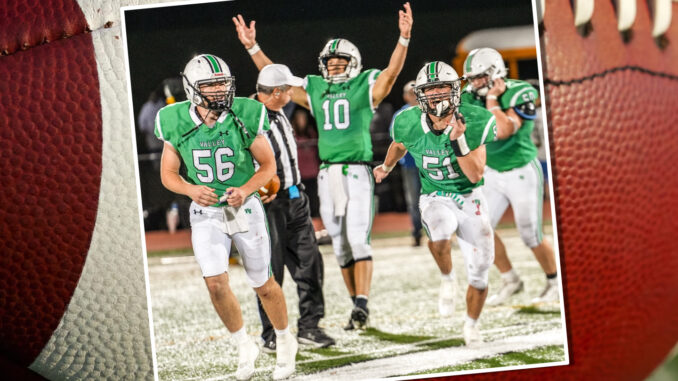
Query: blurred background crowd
[{"left": 128, "top": 0, "right": 546, "bottom": 237}]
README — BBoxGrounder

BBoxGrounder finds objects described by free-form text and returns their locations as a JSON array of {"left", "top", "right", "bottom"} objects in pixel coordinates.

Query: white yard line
[
  {"left": 197, "top": 322, "right": 563, "bottom": 381},
  {"left": 291, "top": 328, "right": 564, "bottom": 381}
]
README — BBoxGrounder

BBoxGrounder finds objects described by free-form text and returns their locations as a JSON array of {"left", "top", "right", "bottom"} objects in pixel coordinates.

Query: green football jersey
[
  {"left": 154, "top": 97, "right": 269, "bottom": 205},
  {"left": 391, "top": 104, "right": 496, "bottom": 195},
  {"left": 461, "top": 78, "right": 539, "bottom": 171},
  {"left": 304, "top": 69, "right": 380, "bottom": 163}
]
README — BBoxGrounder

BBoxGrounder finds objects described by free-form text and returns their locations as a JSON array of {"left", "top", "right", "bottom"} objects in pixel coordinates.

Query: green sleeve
[
  {"left": 233, "top": 98, "right": 270, "bottom": 147},
  {"left": 460, "top": 104, "right": 496, "bottom": 149},
  {"left": 153, "top": 112, "right": 165, "bottom": 142},
  {"left": 500, "top": 82, "right": 538, "bottom": 109},
  {"left": 154, "top": 105, "right": 177, "bottom": 148},
  {"left": 303, "top": 75, "right": 325, "bottom": 114},
  {"left": 249, "top": 101, "right": 270, "bottom": 138},
  {"left": 391, "top": 107, "right": 419, "bottom": 145},
  {"left": 391, "top": 113, "right": 405, "bottom": 144}
]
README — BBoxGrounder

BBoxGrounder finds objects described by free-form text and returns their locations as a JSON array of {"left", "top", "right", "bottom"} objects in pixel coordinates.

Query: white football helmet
[
  {"left": 414, "top": 61, "right": 461, "bottom": 117},
  {"left": 182, "top": 54, "right": 235, "bottom": 112},
  {"left": 318, "top": 39, "right": 362, "bottom": 83},
  {"left": 463, "top": 47, "right": 507, "bottom": 97}
]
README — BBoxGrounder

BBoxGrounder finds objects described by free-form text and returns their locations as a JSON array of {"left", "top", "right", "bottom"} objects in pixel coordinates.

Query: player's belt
[{"left": 320, "top": 161, "right": 371, "bottom": 167}]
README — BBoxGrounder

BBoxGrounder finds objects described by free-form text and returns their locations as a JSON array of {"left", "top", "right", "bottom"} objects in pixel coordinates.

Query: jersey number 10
[{"left": 321, "top": 99, "right": 350, "bottom": 130}]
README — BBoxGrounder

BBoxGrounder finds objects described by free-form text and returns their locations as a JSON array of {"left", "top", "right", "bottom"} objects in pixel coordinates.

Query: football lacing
[{"left": 537, "top": 0, "right": 673, "bottom": 37}]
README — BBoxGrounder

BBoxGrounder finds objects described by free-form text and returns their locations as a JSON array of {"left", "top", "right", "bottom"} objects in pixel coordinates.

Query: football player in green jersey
[
  {"left": 374, "top": 62, "right": 497, "bottom": 346},
  {"left": 462, "top": 48, "right": 559, "bottom": 306},
  {"left": 155, "top": 54, "right": 297, "bottom": 380},
  {"left": 233, "top": 3, "right": 413, "bottom": 330}
]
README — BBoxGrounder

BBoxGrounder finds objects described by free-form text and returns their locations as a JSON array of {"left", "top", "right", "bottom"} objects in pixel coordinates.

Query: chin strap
[{"left": 229, "top": 109, "right": 253, "bottom": 147}]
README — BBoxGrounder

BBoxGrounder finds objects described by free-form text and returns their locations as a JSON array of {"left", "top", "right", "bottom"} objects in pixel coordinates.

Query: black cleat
[
  {"left": 261, "top": 335, "right": 276, "bottom": 354},
  {"left": 297, "top": 328, "right": 336, "bottom": 348},
  {"left": 350, "top": 306, "right": 369, "bottom": 330},
  {"left": 343, "top": 316, "right": 355, "bottom": 331}
]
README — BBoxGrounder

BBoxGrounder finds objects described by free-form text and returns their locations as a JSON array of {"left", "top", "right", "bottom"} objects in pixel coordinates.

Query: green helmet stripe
[
  {"left": 330, "top": 39, "right": 339, "bottom": 54},
  {"left": 204, "top": 55, "right": 222, "bottom": 73},
  {"left": 428, "top": 62, "right": 438, "bottom": 82},
  {"left": 464, "top": 52, "right": 475, "bottom": 73}
]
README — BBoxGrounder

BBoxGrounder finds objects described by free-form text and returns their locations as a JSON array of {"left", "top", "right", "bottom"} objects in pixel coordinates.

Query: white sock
[
  {"left": 274, "top": 326, "right": 290, "bottom": 338},
  {"left": 231, "top": 326, "right": 249, "bottom": 345},
  {"left": 441, "top": 272, "right": 455, "bottom": 282},
  {"left": 465, "top": 315, "right": 477, "bottom": 327},
  {"left": 356, "top": 295, "right": 368, "bottom": 300},
  {"left": 501, "top": 269, "right": 519, "bottom": 282}
]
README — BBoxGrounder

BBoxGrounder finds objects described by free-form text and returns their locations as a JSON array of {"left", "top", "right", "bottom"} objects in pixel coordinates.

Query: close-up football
[{"left": 0, "top": 0, "right": 155, "bottom": 380}]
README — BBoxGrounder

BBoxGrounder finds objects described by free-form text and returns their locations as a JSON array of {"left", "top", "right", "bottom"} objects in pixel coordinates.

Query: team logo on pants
[{"left": 473, "top": 199, "right": 482, "bottom": 215}]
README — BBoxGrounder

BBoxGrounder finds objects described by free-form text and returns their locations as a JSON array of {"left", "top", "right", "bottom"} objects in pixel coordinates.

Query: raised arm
[
  {"left": 232, "top": 15, "right": 310, "bottom": 109},
  {"left": 485, "top": 78, "right": 522, "bottom": 140},
  {"left": 372, "top": 2, "right": 413, "bottom": 106},
  {"left": 447, "top": 113, "right": 486, "bottom": 184},
  {"left": 232, "top": 15, "right": 272, "bottom": 70}
]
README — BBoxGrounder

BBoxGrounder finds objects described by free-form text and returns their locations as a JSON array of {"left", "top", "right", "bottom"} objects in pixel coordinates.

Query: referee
[{"left": 254, "top": 64, "right": 335, "bottom": 351}]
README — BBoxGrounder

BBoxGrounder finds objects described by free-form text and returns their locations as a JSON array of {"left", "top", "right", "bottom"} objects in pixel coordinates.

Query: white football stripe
[{"left": 290, "top": 328, "right": 566, "bottom": 381}]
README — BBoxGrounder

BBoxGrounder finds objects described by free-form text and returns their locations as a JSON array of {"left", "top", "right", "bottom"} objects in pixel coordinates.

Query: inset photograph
[{"left": 121, "top": 0, "right": 567, "bottom": 379}]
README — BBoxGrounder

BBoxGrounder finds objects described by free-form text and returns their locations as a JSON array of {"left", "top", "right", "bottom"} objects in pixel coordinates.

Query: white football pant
[{"left": 189, "top": 196, "right": 271, "bottom": 287}]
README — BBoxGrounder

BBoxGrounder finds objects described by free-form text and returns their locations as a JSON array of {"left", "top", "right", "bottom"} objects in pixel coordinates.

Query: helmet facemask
[
  {"left": 415, "top": 82, "right": 461, "bottom": 118},
  {"left": 467, "top": 66, "right": 496, "bottom": 97},
  {"left": 319, "top": 55, "right": 354, "bottom": 83},
  {"left": 183, "top": 75, "right": 235, "bottom": 112}
]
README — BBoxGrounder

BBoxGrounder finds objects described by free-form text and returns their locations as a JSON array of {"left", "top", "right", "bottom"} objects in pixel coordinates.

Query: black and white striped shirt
[{"left": 265, "top": 108, "right": 301, "bottom": 190}]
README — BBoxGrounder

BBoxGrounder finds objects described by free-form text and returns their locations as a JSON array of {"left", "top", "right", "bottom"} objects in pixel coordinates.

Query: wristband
[
  {"left": 488, "top": 106, "right": 501, "bottom": 112},
  {"left": 379, "top": 163, "right": 395, "bottom": 173},
  {"left": 486, "top": 94, "right": 498, "bottom": 101},
  {"left": 398, "top": 36, "right": 410, "bottom": 47},
  {"left": 247, "top": 43, "right": 261, "bottom": 55},
  {"left": 450, "top": 134, "right": 471, "bottom": 157}
]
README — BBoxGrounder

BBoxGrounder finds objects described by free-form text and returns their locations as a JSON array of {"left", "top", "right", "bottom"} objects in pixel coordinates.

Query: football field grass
[{"left": 148, "top": 226, "right": 567, "bottom": 380}]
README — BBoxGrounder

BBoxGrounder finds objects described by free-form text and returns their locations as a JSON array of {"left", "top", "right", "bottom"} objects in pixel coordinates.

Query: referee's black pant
[{"left": 257, "top": 189, "right": 325, "bottom": 339}]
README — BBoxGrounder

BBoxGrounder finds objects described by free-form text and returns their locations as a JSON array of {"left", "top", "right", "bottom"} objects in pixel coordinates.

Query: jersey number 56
[{"left": 193, "top": 148, "right": 234, "bottom": 182}]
